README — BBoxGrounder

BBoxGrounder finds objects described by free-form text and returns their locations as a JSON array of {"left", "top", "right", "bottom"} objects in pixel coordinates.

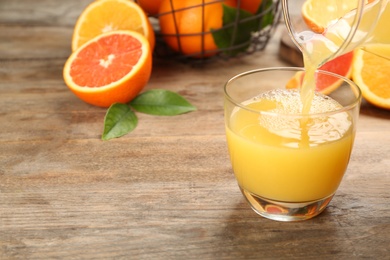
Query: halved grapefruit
[{"left": 286, "top": 51, "right": 354, "bottom": 94}]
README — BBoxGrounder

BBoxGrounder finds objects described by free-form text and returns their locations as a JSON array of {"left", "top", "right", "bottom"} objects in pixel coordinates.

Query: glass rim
[{"left": 224, "top": 66, "right": 362, "bottom": 117}]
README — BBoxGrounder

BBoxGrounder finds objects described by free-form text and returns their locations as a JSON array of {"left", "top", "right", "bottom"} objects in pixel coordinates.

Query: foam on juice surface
[{"left": 239, "top": 89, "right": 352, "bottom": 148}]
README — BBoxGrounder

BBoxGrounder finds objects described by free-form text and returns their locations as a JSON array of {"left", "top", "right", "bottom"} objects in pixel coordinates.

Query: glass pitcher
[{"left": 282, "top": 0, "right": 390, "bottom": 66}]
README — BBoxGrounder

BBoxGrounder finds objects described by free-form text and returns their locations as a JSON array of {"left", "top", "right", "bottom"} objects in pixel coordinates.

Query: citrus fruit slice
[
  {"left": 63, "top": 30, "right": 152, "bottom": 108},
  {"left": 286, "top": 51, "right": 354, "bottom": 94},
  {"left": 265, "top": 205, "right": 288, "bottom": 214},
  {"left": 72, "top": 0, "right": 155, "bottom": 52},
  {"left": 352, "top": 45, "right": 390, "bottom": 110},
  {"left": 302, "top": 0, "right": 364, "bottom": 33},
  {"left": 286, "top": 71, "right": 305, "bottom": 90}
]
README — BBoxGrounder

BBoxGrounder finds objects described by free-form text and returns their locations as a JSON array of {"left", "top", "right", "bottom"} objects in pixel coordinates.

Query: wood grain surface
[{"left": 1, "top": 1, "right": 390, "bottom": 259}]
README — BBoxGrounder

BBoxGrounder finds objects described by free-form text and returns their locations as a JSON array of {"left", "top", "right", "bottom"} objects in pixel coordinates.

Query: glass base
[{"left": 240, "top": 187, "right": 334, "bottom": 222}]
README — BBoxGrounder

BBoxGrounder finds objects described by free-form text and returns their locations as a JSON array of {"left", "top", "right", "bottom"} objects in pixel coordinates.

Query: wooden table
[{"left": 1, "top": 1, "right": 389, "bottom": 259}]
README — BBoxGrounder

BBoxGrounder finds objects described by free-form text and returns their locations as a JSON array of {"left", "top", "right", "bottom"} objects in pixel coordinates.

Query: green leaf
[
  {"left": 258, "top": 0, "right": 275, "bottom": 29},
  {"left": 102, "top": 103, "right": 138, "bottom": 140},
  {"left": 130, "top": 89, "right": 196, "bottom": 116},
  {"left": 212, "top": 5, "right": 259, "bottom": 56}
]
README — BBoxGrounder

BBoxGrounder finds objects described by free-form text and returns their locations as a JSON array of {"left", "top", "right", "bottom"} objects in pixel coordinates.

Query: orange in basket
[
  {"left": 235, "top": 0, "right": 263, "bottom": 14},
  {"left": 158, "top": 0, "right": 236, "bottom": 58},
  {"left": 137, "top": 0, "right": 164, "bottom": 15}
]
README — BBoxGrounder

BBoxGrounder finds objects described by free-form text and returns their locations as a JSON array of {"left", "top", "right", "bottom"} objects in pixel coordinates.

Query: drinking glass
[{"left": 224, "top": 67, "right": 361, "bottom": 221}]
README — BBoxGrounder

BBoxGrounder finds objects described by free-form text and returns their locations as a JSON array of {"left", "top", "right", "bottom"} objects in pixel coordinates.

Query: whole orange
[
  {"left": 240, "top": 0, "right": 263, "bottom": 14},
  {"left": 137, "top": 0, "right": 164, "bottom": 15},
  {"left": 233, "top": 0, "right": 263, "bottom": 14},
  {"left": 158, "top": 0, "right": 235, "bottom": 58}
]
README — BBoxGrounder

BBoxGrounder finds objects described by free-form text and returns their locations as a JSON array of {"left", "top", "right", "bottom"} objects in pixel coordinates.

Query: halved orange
[
  {"left": 72, "top": 0, "right": 155, "bottom": 52},
  {"left": 286, "top": 51, "right": 354, "bottom": 94},
  {"left": 301, "top": 0, "right": 364, "bottom": 33},
  {"left": 352, "top": 45, "right": 390, "bottom": 110},
  {"left": 63, "top": 30, "right": 152, "bottom": 108}
]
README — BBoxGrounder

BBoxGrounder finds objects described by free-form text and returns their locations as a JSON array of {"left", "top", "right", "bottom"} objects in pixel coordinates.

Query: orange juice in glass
[{"left": 224, "top": 67, "right": 361, "bottom": 221}]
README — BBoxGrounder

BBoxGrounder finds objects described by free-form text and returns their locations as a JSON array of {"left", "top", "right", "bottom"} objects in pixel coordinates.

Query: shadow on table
[{"left": 214, "top": 198, "right": 358, "bottom": 258}]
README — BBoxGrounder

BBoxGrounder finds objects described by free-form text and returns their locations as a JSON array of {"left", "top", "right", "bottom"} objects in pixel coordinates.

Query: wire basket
[{"left": 141, "top": 0, "right": 281, "bottom": 62}]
